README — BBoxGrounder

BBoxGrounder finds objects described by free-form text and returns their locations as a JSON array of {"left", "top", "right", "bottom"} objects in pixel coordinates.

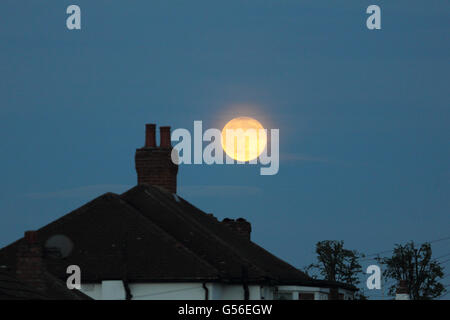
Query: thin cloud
[
  {"left": 178, "top": 185, "right": 263, "bottom": 198},
  {"left": 281, "top": 153, "right": 329, "bottom": 163},
  {"left": 25, "top": 184, "right": 132, "bottom": 200}
]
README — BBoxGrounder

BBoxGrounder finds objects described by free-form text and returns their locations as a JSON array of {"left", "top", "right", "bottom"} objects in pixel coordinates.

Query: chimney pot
[
  {"left": 145, "top": 124, "right": 156, "bottom": 148},
  {"left": 160, "top": 126, "right": 171, "bottom": 148}
]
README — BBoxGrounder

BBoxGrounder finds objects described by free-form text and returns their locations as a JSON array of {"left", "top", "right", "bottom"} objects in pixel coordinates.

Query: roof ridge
[
  {"left": 128, "top": 185, "right": 272, "bottom": 280},
  {"left": 0, "top": 193, "right": 121, "bottom": 257},
  {"left": 116, "top": 193, "right": 223, "bottom": 279},
  {"left": 37, "top": 192, "right": 122, "bottom": 234},
  {"left": 0, "top": 193, "right": 119, "bottom": 253},
  {"left": 1, "top": 190, "right": 221, "bottom": 284},
  {"left": 176, "top": 196, "right": 311, "bottom": 282}
]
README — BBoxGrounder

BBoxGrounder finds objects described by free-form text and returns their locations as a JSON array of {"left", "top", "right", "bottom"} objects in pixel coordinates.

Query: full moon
[{"left": 221, "top": 117, "right": 267, "bottom": 162}]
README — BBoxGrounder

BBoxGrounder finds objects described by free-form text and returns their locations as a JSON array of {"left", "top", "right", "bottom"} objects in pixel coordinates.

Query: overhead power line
[
  {"left": 429, "top": 236, "right": 450, "bottom": 244},
  {"left": 436, "top": 252, "right": 450, "bottom": 260},
  {"left": 361, "top": 236, "right": 450, "bottom": 261}
]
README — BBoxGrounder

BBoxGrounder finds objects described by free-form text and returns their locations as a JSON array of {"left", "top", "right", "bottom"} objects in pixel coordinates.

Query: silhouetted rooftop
[{"left": 0, "top": 184, "right": 355, "bottom": 292}]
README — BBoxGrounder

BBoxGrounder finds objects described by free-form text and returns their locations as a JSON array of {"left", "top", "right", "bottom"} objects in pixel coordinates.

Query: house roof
[
  {"left": 0, "top": 184, "right": 355, "bottom": 291},
  {"left": 0, "top": 269, "right": 91, "bottom": 300},
  {"left": 0, "top": 270, "right": 47, "bottom": 300}
]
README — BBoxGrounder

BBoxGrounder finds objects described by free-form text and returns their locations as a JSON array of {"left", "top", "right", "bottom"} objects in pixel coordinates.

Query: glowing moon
[{"left": 221, "top": 117, "right": 267, "bottom": 162}]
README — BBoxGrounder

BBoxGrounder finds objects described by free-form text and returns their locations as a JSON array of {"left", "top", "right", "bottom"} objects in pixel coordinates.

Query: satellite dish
[{"left": 45, "top": 234, "right": 74, "bottom": 258}]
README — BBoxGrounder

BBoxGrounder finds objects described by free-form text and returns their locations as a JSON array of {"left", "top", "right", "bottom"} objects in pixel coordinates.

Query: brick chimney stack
[
  {"left": 135, "top": 124, "right": 179, "bottom": 194},
  {"left": 16, "top": 231, "right": 46, "bottom": 292},
  {"left": 222, "top": 218, "right": 252, "bottom": 240}
]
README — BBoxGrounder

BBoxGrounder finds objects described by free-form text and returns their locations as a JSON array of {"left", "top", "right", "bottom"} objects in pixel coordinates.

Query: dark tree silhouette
[
  {"left": 377, "top": 241, "right": 445, "bottom": 300},
  {"left": 306, "top": 240, "right": 363, "bottom": 286}
]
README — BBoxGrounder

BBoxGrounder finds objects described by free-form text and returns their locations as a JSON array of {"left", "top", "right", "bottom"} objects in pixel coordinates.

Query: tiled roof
[
  {"left": 0, "top": 184, "right": 355, "bottom": 291},
  {"left": 0, "top": 270, "right": 47, "bottom": 300},
  {"left": 0, "top": 270, "right": 91, "bottom": 300}
]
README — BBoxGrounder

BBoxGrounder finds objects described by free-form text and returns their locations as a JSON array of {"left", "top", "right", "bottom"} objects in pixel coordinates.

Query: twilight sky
[{"left": 0, "top": 1, "right": 449, "bottom": 298}]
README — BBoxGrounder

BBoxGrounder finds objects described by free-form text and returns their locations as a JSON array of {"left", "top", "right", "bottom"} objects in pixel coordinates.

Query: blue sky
[{"left": 0, "top": 1, "right": 449, "bottom": 298}]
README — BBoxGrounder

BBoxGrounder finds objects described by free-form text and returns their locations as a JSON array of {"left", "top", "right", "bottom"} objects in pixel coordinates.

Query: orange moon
[{"left": 221, "top": 117, "right": 267, "bottom": 162}]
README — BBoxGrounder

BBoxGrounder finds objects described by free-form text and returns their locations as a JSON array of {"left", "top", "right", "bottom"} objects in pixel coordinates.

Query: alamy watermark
[
  {"left": 66, "top": 265, "right": 81, "bottom": 290},
  {"left": 366, "top": 265, "right": 382, "bottom": 290},
  {"left": 65, "top": 4, "right": 381, "bottom": 32},
  {"left": 170, "top": 120, "right": 279, "bottom": 176}
]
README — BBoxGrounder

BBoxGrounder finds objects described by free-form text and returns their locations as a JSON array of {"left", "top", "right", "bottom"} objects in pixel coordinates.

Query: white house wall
[
  {"left": 130, "top": 282, "right": 206, "bottom": 300},
  {"left": 80, "top": 281, "right": 265, "bottom": 300},
  {"left": 80, "top": 282, "right": 207, "bottom": 300},
  {"left": 79, "top": 281, "right": 352, "bottom": 300},
  {"left": 218, "top": 284, "right": 261, "bottom": 300},
  {"left": 79, "top": 283, "right": 102, "bottom": 300}
]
